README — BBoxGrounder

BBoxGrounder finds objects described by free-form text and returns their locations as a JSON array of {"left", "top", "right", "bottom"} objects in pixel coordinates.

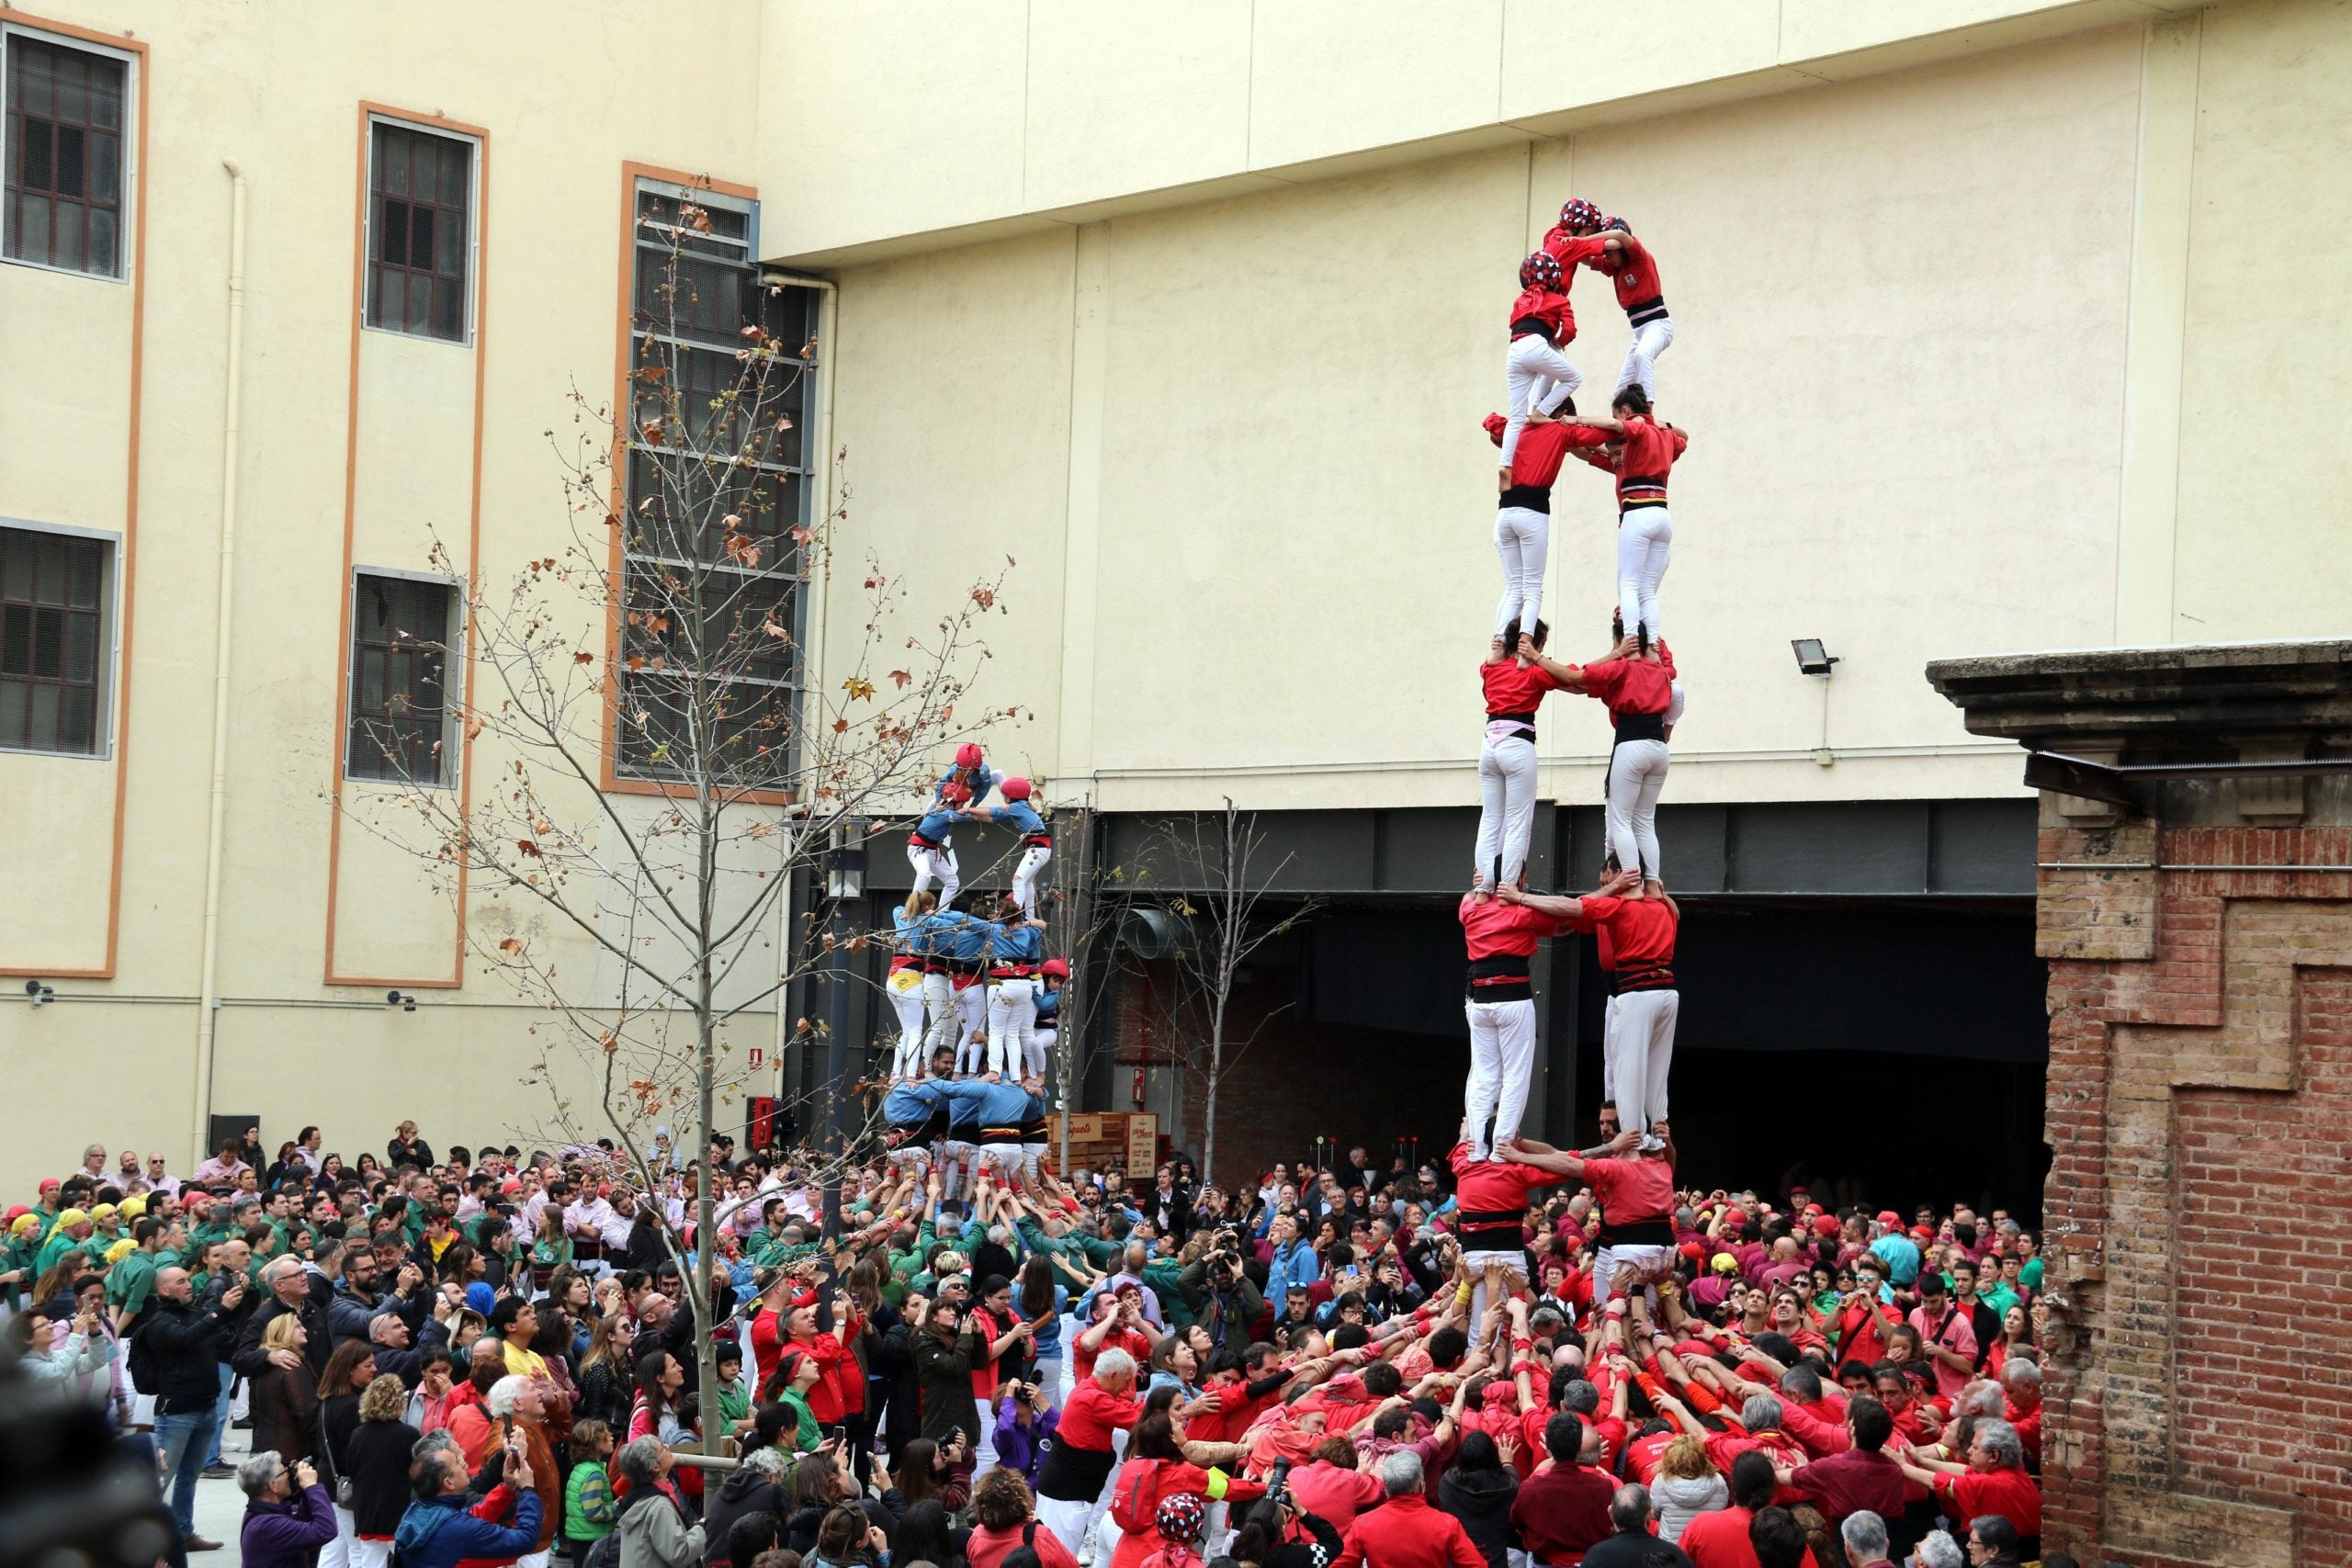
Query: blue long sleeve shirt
[
  {"left": 987, "top": 923, "right": 1044, "bottom": 973},
  {"left": 986, "top": 801, "right": 1048, "bottom": 839}
]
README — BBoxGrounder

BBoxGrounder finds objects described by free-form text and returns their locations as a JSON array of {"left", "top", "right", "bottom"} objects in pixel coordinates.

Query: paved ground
[{"left": 184, "top": 1423, "right": 256, "bottom": 1566}]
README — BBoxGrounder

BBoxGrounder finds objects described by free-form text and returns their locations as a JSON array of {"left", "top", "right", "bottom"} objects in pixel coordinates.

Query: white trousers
[
  {"left": 1601, "top": 995, "right": 1619, "bottom": 1106},
  {"left": 922, "top": 972, "right": 961, "bottom": 1059},
  {"left": 1463, "top": 1247, "right": 1530, "bottom": 1353},
  {"left": 1475, "top": 734, "right": 1539, "bottom": 888},
  {"left": 1493, "top": 506, "right": 1551, "bottom": 638},
  {"left": 1604, "top": 739, "right": 1671, "bottom": 883},
  {"left": 954, "top": 984, "right": 989, "bottom": 1073},
  {"left": 1593, "top": 1241, "right": 1672, "bottom": 1311},
  {"left": 989, "top": 977, "right": 1039, "bottom": 1077},
  {"left": 1617, "top": 505, "right": 1672, "bottom": 644},
  {"left": 1614, "top": 315, "right": 1676, "bottom": 400},
  {"left": 322, "top": 1506, "right": 356, "bottom": 1568},
  {"left": 1611, "top": 986, "right": 1679, "bottom": 1135},
  {"left": 940, "top": 1139, "right": 977, "bottom": 1200},
  {"left": 1464, "top": 997, "right": 1538, "bottom": 1158},
  {"left": 1027, "top": 1023, "right": 1057, "bottom": 1081},
  {"left": 1012, "top": 844, "right": 1051, "bottom": 915},
  {"left": 353, "top": 1541, "right": 391, "bottom": 1568},
  {"left": 888, "top": 971, "right": 929, "bottom": 1077},
  {"left": 1501, "top": 333, "right": 1583, "bottom": 468},
  {"left": 908, "top": 842, "right": 961, "bottom": 908}
]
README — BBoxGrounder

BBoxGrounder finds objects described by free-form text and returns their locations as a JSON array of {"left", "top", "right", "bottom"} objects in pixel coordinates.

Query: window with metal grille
[
  {"left": 2, "top": 31, "right": 130, "bottom": 278},
  {"left": 365, "top": 121, "right": 472, "bottom": 342},
  {"left": 346, "top": 572, "right": 456, "bottom": 784},
  {"left": 617, "top": 180, "right": 818, "bottom": 784},
  {"left": 0, "top": 525, "right": 110, "bottom": 755}
]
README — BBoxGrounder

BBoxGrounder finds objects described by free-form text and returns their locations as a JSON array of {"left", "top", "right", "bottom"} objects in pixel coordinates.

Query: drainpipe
[{"left": 192, "top": 159, "right": 247, "bottom": 1164}]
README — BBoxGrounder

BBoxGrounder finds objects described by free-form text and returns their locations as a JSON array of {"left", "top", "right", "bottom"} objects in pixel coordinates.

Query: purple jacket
[
  {"left": 993, "top": 1399, "right": 1060, "bottom": 1485},
  {"left": 241, "top": 1483, "right": 340, "bottom": 1568}
]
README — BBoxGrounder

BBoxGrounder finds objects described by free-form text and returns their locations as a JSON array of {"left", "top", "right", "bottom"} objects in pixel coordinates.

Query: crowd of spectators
[{"left": 2, "top": 1122, "right": 2058, "bottom": 1568}]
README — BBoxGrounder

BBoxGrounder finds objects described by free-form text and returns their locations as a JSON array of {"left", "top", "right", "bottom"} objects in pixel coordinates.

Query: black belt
[
  {"left": 1598, "top": 1219, "right": 1673, "bottom": 1247},
  {"left": 1608, "top": 965, "right": 1675, "bottom": 996},
  {"left": 1619, "top": 477, "right": 1668, "bottom": 513},
  {"left": 980, "top": 1125, "right": 1023, "bottom": 1145},
  {"left": 948, "top": 960, "right": 982, "bottom": 976},
  {"left": 1498, "top": 485, "right": 1553, "bottom": 514},
  {"left": 1021, "top": 1121, "right": 1048, "bottom": 1140},
  {"left": 1509, "top": 316, "right": 1556, "bottom": 343},
  {"left": 1623, "top": 294, "right": 1668, "bottom": 326},
  {"left": 1467, "top": 954, "right": 1534, "bottom": 1003},
  {"left": 1456, "top": 1207, "right": 1526, "bottom": 1246},
  {"left": 1613, "top": 712, "right": 1666, "bottom": 743}
]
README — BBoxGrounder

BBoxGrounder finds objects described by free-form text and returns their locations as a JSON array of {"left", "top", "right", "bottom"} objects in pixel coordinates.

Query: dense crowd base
[{"left": 6, "top": 1128, "right": 2052, "bottom": 1568}]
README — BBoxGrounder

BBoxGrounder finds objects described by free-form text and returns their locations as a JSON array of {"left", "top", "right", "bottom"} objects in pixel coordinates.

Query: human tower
[
  {"left": 878, "top": 746, "right": 1065, "bottom": 1202},
  {"left": 1455, "top": 195, "right": 1688, "bottom": 1184}
]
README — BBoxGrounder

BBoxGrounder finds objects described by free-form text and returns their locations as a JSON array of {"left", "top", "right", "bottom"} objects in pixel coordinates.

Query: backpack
[
  {"left": 581, "top": 1533, "right": 623, "bottom": 1568},
  {"left": 125, "top": 1326, "right": 160, "bottom": 1395},
  {"left": 1109, "top": 1461, "right": 1166, "bottom": 1536}
]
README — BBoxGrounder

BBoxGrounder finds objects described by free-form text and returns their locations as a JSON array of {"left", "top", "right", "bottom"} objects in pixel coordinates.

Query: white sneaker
[{"left": 1637, "top": 1133, "right": 1666, "bottom": 1153}]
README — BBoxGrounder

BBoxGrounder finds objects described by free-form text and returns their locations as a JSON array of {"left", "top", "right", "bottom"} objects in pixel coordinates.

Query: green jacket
[
  {"left": 564, "top": 1458, "right": 616, "bottom": 1540},
  {"left": 771, "top": 1390, "right": 820, "bottom": 1452},
  {"left": 106, "top": 1250, "right": 160, "bottom": 1319},
  {"left": 36, "top": 1228, "right": 94, "bottom": 1277}
]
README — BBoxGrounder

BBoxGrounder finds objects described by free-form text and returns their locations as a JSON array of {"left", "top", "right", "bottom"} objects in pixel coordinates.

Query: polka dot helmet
[
  {"left": 1519, "top": 251, "right": 1563, "bottom": 291},
  {"left": 1156, "top": 1494, "right": 1208, "bottom": 1544},
  {"left": 1559, "top": 197, "right": 1602, "bottom": 231}
]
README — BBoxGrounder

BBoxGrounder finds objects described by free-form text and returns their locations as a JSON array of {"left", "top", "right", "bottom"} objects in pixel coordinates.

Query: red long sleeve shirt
[
  {"left": 1578, "top": 657, "right": 1674, "bottom": 725},
  {"left": 1484, "top": 412, "right": 1617, "bottom": 499}
]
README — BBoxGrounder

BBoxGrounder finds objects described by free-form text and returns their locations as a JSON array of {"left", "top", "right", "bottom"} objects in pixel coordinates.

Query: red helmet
[
  {"left": 1001, "top": 776, "right": 1033, "bottom": 802},
  {"left": 1559, "top": 197, "right": 1601, "bottom": 232},
  {"left": 955, "top": 742, "right": 984, "bottom": 769},
  {"left": 1041, "top": 958, "right": 1069, "bottom": 980},
  {"left": 1519, "top": 251, "right": 1562, "bottom": 291},
  {"left": 941, "top": 782, "right": 970, "bottom": 807}
]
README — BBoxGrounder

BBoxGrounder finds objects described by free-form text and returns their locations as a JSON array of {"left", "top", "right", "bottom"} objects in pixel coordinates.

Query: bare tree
[
  {"left": 342, "top": 178, "right": 1023, "bottom": 1405},
  {"left": 1137, "top": 799, "right": 1317, "bottom": 1186}
]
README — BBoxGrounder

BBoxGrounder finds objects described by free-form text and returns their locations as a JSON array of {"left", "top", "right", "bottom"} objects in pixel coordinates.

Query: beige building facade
[{"left": 2, "top": 0, "right": 2347, "bottom": 1193}]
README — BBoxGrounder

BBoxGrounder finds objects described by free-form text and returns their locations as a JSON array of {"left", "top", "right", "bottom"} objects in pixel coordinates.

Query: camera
[{"left": 1267, "top": 1458, "right": 1293, "bottom": 1505}]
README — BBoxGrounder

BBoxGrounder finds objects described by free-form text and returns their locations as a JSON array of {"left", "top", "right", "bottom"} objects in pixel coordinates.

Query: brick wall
[{"left": 2038, "top": 823, "right": 2351, "bottom": 1568}]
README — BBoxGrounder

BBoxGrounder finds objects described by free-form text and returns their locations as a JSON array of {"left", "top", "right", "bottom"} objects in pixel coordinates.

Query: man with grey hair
[
  {"left": 238, "top": 1450, "right": 338, "bottom": 1566},
  {"left": 1911, "top": 1529, "right": 1964, "bottom": 1568},
  {"left": 1033, "top": 1344, "right": 1143, "bottom": 1555},
  {"left": 1580, "top": 1483, "right": 1695, "bottom": 1568},
  {"left": 1840, "top": 1509, "right": 1894, "bottom": 1568},
  {"left": 1893, "top": 1417, "right": 2040, "bottom": 1561},
  {"left": 1998, "top": 1359, "right": 2042, "bottom": 1469},
  {"left": 397, "top": 1440, "right": 544, "bottom": 1568},
  {"left": 482, "top": 1376, "right": 560, "bottom": 1568},
  {"left": 231, "top": 1254, "right": 332, "bottom": 1382},
  {"left": 1332, "top": 1448, "right": 1484, "bottom": 1568}
]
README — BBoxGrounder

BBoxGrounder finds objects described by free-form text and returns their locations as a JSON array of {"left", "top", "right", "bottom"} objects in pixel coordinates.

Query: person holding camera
[
  {"left": 237, "top": 1451, "right": 340, "bottom": 1568},
  {"left": 1178, "top": 1235, "right": 1264, "bottom": 1358},
  {"left": 992, "top": 1373, "right": 1060, "bottom": 1488}
]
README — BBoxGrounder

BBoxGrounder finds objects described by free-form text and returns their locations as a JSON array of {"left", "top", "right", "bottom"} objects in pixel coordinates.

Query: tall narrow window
[
  {"left": 616, "top": 179, "right": 818, "bottom": 784},
  {"left": 0, "top": 525, "right": 111, "bottom": 755},
  {"left": 346, "top": 572, "right": 456, "bottom": 784},
  {"left": 365, "top": 120, "right": 472, "bottom": 343},
  {"left": 2, "top": 31, "right": 130, "bottom": 278}
]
